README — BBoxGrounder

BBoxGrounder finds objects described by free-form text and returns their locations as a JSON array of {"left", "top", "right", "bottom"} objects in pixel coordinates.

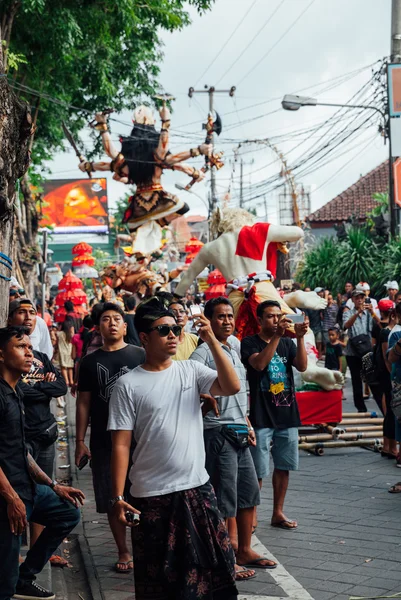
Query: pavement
[{"left": 62, "top": 378, "right": 401, "bottom": 600}]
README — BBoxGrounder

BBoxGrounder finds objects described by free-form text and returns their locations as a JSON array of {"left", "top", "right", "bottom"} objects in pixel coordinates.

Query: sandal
[
  {"left": 271, "top": 519, "right": 297, "bottom": 530},
  {"left": 388, "top": 482, "right": 401, "bottom": 494},
  {"left": 115, "top": 559, "right": 133, "bottom": 573},
  {"left": 235, "top": 566, "right": 257, "bottom": 581},
  {"left": 240, "top": 557, "right": 277, "bottom": 570}
]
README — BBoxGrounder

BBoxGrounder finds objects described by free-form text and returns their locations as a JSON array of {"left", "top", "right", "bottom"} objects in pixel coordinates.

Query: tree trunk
[{"left": 0, "top": 39, "right": 32, "bottom": 325}]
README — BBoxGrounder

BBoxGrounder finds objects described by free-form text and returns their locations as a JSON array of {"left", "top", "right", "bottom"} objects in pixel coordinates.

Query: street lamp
[{"left": 281, "top": 94, "right": 395, "bottom": 236}]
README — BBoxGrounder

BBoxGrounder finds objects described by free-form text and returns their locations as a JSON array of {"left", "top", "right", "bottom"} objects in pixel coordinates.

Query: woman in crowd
[{"left": 57, "top": 317, "right": 75, "bottom": 386}]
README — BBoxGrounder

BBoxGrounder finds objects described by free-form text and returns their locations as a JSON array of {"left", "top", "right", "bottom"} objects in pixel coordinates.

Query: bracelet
[
  {"left": 190, "top": 147, "right": 200, "bottom": 158},
  {"left": 49, "top": 480, "right": 58, "bottom": 490},
  {"left": 77, "top": 439, "right": 85, "bottom": 442},
  {"left": 248, "top": 427, "right": 254, "bottom": 432},
  {"left": 95, "top": 123, "right": 108, "bottom": 132},
  {"left": 110, "top": 495, "right": 125, "bottom": 508}
]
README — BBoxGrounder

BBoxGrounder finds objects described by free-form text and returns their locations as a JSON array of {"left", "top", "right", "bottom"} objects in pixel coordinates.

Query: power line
[
  {"left": 215, "top": 0, "right": 286, "bottom": 85},
  {"left": 193, "top": 0, "right": 259, "bottom": 88},
  {"left": 237, "top": 0, "right": 317, "bottom": 85}
]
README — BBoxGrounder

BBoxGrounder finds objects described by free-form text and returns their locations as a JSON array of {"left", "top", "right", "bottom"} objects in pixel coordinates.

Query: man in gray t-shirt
[{"left": 190, "top": 297, "right": 277, "bottom": 577}]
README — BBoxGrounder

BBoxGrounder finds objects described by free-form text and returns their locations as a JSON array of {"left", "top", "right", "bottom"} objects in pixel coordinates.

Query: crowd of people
[{"left": 2, "top": 273, "right": 401, "bottom": 600}]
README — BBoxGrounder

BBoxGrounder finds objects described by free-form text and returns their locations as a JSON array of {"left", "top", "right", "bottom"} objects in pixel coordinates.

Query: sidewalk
[{"left": 66, "top": 389, "right": 401, "bottom": 600}]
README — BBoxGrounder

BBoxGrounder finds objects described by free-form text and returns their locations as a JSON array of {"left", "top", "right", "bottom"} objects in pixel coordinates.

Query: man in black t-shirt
[
  {"left": 123, "top": 295, "right": 141, "bottom": 347},
  {"left": 76, "top": 303, "right": 144, "bottom": 574},
  {"left": 241, "top": 300, "right": 308, "bottom": 531}
]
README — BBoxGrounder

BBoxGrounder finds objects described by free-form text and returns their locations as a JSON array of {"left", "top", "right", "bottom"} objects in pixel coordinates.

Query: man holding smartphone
[
  {"left": 241, "top": 300, "right": 308, "bottom": 531},
  {"left": 75, "top": 303, "right": 145, "bottom": 574}
]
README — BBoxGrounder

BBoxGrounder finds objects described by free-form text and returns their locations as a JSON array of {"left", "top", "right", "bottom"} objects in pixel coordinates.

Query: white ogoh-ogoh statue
[{"left": 175, "top": 208, "right": 343, "bottom": 391}]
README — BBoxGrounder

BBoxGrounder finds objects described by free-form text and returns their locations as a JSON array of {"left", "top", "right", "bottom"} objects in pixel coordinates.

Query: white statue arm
[
  {"left": 267, "top": 223, "right": 304, "bottom": 243},
  {"left": 174, "top": 247, "right": 210, "bottom": 297},
  {"left": 284, "top": 290, "right": 327, "bottom": 311}
]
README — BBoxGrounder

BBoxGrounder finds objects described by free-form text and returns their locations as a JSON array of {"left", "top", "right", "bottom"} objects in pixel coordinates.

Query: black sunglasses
[{"left": 149, "top": 324, "right": 182, "bottom": 337}]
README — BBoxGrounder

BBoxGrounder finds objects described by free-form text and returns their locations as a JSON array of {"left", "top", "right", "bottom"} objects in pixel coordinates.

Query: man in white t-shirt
[{"left": 108, "top": 296, "right": 240, "bottom": 600}]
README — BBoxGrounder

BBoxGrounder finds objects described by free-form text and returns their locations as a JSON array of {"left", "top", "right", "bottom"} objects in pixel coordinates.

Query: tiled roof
[{"left": 307, "top": 160, "right": 389, "bottom": 223}]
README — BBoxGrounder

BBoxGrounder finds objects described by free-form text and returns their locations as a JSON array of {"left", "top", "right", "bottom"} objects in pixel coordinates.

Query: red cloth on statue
[
  {"left": 235, "top": 223, "right": 278, "bottom": 278},
  {"left": 296, "top": 390, "right": 342, "bottom": 425},
  {"left": 235, "top": 287, "right": 260, "bottom": 341}
]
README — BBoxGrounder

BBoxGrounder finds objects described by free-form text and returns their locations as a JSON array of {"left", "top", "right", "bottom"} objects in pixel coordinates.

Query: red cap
[{"left": 378, "top": 299, "right": 395, "bottom": 312}]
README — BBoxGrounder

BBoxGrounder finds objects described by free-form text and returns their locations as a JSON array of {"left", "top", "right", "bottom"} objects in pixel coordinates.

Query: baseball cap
[
  {"left": 378, "top": 299, "right": 395, "bottom": 312},
  {"left": 8, "top": 299, "right": 37, "bottom": 315},
  {"left": 314, "top": 287, "right": 324, "bottom": 293},
  {"left": 351, "top": 289, "right": 365, "bottom": 297}
]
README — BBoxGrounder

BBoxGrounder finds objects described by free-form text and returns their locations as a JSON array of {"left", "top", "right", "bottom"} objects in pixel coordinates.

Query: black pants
[
  {"left": 370, "top": 383, "right": 396, "bottom": 440},
  {"left": 346, "top": 355, "right": 366, "bottom": 412}
]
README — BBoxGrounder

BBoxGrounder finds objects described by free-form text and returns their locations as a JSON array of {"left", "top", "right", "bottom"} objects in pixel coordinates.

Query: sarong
[{"left": 131, "top": 481, "right": 238, "bottom": 600}]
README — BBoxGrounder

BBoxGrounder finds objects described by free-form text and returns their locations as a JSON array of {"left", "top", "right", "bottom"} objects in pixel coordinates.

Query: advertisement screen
[{"left": 40, "top": 178, "right": 108, "bottom": 234}]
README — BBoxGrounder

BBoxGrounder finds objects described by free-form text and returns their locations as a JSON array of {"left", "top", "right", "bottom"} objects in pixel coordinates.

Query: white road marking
[{"left": 238, "top": 535, "right": 315, "bottom": 600}]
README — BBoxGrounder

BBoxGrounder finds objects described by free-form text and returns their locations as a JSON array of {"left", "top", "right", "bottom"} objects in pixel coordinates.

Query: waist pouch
[
  {"left": 220, "top": 424, "right": 249, "bottom": 450},
  {"left": 36, "top": 421, "right": 58, "bottom": 447},
  {"left": 349, "top": 333, "right": 371, "bottom": 358}
]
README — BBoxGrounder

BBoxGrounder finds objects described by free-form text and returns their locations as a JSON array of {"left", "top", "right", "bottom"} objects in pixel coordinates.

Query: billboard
[
  {"left": 40, "top": 178, "right": 108, "bottom": 234},
  {"left": 388, "top": 64, "right": 401, "bottom": 117}
]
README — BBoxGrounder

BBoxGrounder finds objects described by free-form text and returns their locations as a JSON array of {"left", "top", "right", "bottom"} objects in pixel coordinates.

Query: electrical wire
[
  {"left": 215, "top": 0, "right": 286, "bottom": 85},
  {"left": 237, "top": 0, "right": 316, "bottom": 86},
  {"left": 193, "top": 0, "right": 259, "bottom": 88}
]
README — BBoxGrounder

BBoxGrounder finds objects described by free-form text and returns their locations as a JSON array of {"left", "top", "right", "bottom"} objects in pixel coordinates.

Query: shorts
[
  {"left": 250, "top": 427, "right": 299, "bottom": 479},
  {"left": 91, "top": 445, "right": 133, "bottom": 513},
  {"left": 314, "top": 330, "right": 323, "bottom": 343},
  {"left": 204, "top": 428, "right": 260, "bottom": 518},
  {"left": 26, "top": 438, "right": 55, "bottom": 479}
]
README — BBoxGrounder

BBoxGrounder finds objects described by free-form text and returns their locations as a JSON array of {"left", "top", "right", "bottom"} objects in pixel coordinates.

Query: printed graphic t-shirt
[
  {"left": 241, "top": 334, "right": 300, "bottom": 429},
  {"left": 78, "top": 345, "right": 145, "bottom": 449}
]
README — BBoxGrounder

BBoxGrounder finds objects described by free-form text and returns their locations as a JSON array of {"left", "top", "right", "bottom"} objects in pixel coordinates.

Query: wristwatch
[
  {"left": 49, "top": 480, "right": 58, "bottom": 490},
  {"left": 110, "top": 495, "right": 125, "bottom": 508}
]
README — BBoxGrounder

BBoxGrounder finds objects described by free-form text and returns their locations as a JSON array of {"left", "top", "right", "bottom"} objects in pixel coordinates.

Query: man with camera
[
  {"left": 241, "top": 300, "right": 308, "bottom": 531},
  {"left": 343, "top": 290, "right": 380, "bottom": 412}
]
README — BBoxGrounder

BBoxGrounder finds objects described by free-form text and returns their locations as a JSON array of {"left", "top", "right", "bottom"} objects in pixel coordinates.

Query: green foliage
[
  {"left": 110, "top": 190, "right": 135, "bottom": 234},
  {"left": 298, "top": 225, "right": 401, "bottom": 297},
  {"left": 366, "top": 192, "right": 389, "bottom": 227},
  {"left": 297, "top": 237, "right": 341, "bottom": 292},
  {"left": 1, "top": 0, "right": 215, "bottom": 173}
]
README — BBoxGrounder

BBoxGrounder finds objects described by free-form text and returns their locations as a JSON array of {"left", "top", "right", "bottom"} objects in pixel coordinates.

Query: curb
[{"left": 65, "top": 393, "right": 104, "bottom": 600}]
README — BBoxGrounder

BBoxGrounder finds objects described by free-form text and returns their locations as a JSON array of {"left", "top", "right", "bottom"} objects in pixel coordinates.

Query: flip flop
[
  {"left": 388, "top": 482, "right": 401, "bottom": 494},
  {"left": 241, "top": 557, "right": 277, "bottom": 570},
  {"left": 271, "top": 519, "right": 298, "bottom": 530},
  {"left": 235, "top": 566, "right": 257, "bottom": 581},
  {"left": 115, "top": 559, "right": 134, "bottom": 573}
]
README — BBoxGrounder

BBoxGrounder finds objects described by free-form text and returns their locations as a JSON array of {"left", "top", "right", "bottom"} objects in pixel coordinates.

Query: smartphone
[
  {"left": 189, "top": 305, "right": 202, "bottom": 317},
  {"left": 78, "top": 454, "right": 90, "bottom": 470},
  {"left": 190, "top": 305, "right": 202, "bottom": 331},
  {"left": 286, "top": 313, "right": 304, "bottom": 324},
  {"left": 126, "top": 511, "right": 140, "bottom": 525},
  {"left": 364, "top": 297, "right": 371, "bottom": 304}
]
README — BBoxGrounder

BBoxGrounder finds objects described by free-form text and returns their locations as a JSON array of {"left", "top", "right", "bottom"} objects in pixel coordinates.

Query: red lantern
[
  {"left": 58, "top": 270, "right": 84, "bottom": 291},
  {"left": 67, "top": 288, "right": 87, "bottom": 305},
  {"left": 54, "top": 307, "right": 67, "bottom": 323},
  {"left": 184, "top": 237, "right": 204, "bottom": 253},
  {"left": 72, "top": 242, "right": 93, "bottom": 256},
  {"left": 207, "top": 269, "right": 226, "bottom": 285},
  {"left": 72, "top": 254, "right": 95, "bottom": 267}
]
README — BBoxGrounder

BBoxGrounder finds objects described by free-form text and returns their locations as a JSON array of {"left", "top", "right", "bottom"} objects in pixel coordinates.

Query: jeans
[
  {"left": 346, "top": 355, "right": 366, "bottom": 412},
  {"left": 0, "top": 484, "right": 80, "bottom": 600}
]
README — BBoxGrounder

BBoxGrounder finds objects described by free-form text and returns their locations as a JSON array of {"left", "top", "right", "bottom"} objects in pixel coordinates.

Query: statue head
[
  {"left": 210, "top": 207, "right": 255, "bottom": 237},
  {"left": 132, "top": 105, "right": 155, "bottom": 126}
]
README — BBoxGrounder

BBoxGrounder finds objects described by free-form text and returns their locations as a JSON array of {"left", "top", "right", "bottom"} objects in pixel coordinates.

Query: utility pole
[
  {"left": 188, "top": 85, "right": 235, "bottom": 219},
  {"left": 388, "top": 1, "right": 401, "bottom": 236}
]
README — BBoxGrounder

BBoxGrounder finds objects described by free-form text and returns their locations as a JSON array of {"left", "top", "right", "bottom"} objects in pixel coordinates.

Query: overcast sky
[{"left": 47, "top": 0, "right": 392, "bottom": 222}]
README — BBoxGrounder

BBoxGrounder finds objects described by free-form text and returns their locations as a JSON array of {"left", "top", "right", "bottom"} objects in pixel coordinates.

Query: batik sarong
[{"left": 131, "top": 481, "right": 238, "bottom": 600}]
